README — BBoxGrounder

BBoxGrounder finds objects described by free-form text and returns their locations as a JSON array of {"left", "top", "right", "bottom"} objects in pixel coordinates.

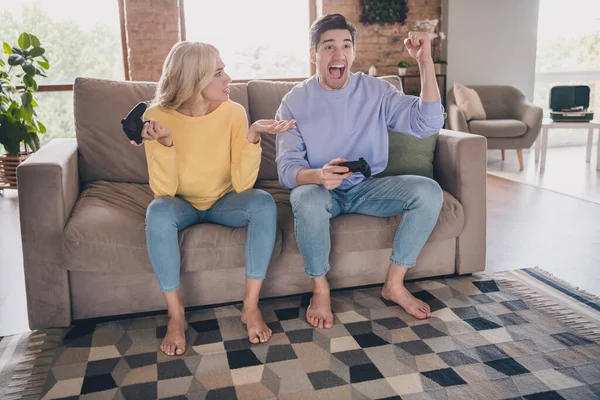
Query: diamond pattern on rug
[{"left": 35, "top": 274, "right": 600, "bottom": 399}]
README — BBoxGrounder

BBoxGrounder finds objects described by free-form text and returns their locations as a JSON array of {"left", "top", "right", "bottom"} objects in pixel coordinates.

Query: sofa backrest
[
  {"left": 73, "top": 77, "right": 249, "bottom": 184},
  {"left": 247, "top": 80, "right": 299, "bottom": 180},
  {"left": 73, "top": 75, "right": 402, "bottom": 184},
  {"left": 447, "top": 84, "right": 526, "bottom": 120}
]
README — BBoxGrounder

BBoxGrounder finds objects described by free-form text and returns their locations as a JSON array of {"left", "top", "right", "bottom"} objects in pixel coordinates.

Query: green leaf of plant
[
  {"left": 11, "top": 46, "right": 23, "bottom": 55},
  {"left": 36, "top": 61, "right": 50, "bottom": 69},
  {"left": 37, "top": 121, "right": 46, "bottom": 134},
  {"left": 8, "top": 54, "right": 25, "bottom": 66},
  {"left": 22, "top": 62, "right": 36, "bottom": 76},
  {"left": 35, "top": 68, "right": 48, "bottom": 77},
  {"left": 24, "top": 131, "right": 40, "bottom": 152},
  {"left": 20, "top": 92, "right": 32, "bottom": 108},
  {"left": 28, "top": 47, "right": 45, "bottom": 57},
  {"left": 29, "top": 34, "right": 40, "bottom": 48},
  {"left": 18, "top": 33, "right": 31, "bottom": 50},
  {"left": 22, "top": 75, "right": 38, "bottom": 91},
  {"left": 2, "top": 43, "right": 11, "bottom": 54}
]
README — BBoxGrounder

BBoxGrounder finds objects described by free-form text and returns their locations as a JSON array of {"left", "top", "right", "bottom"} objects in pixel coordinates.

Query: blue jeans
[
  {"left": 290, "top": 176, "right": 443, "bottom": 278},
  {"left": 145, "top": 189, "right": 277, "bottom": 292}
]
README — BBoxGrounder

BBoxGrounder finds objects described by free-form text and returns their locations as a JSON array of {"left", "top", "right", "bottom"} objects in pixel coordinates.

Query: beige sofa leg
[
  {"left": 517, "top": 149, "right": 524, "bottom": 171},
  {"left": 501, "top": 149, "right": 505, "bottom": 160}
]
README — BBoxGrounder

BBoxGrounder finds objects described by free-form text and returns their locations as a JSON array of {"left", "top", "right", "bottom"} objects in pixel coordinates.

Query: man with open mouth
[{"left": 276, "top": 13, "right": 445, "bottom": 329}]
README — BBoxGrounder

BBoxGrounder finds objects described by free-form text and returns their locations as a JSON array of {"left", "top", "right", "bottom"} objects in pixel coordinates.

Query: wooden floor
[
  {"left": 487, "top": 146, "right": 600, "bottom": 204},
  {"left": 484, "top": 174, "right": 600, "bottom": 295},
  {"left": 1, "top": 152, "right": 599, "bottom": 336}
]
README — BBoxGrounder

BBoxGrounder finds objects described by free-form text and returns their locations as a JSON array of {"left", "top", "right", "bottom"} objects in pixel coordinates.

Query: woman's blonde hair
[{"left": 153, "top": 41, "right": 219, "bottom": 115}]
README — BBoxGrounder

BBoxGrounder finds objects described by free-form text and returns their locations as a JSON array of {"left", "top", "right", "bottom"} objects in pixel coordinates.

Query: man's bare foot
[
  {"left": 307, "top": 290, "right": 334, "bottom": 329},
  {"left": 382, "top": 284, "right": 431, "bottom": 320},
  {"left": 161, "top": 312, "right": 188, "bottom": 356},
  {"left": 241, "top": 307, "right": 272, "bottom": 344}
]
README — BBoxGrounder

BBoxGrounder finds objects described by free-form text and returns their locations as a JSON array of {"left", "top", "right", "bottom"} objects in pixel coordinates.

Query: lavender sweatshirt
[{"left": 275, "top": 72, "right": 444, "bottom": 190}]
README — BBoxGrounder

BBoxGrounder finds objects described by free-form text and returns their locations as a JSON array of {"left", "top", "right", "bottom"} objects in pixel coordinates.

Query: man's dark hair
[{"left": 309, "top": 13, "right": 357, "bottom": 51}]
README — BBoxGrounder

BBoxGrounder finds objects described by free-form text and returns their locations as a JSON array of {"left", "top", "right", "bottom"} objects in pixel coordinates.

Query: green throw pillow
[{"left": 376, "top": 129, "right": 438, "bottom": 179}]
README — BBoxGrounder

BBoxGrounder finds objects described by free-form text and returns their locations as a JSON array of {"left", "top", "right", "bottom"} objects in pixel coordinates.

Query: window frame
[{"left": 24, "top": 0, "right": 316, "bottom": 91}]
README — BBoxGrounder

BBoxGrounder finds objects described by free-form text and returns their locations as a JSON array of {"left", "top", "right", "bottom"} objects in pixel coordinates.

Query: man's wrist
[
  {"left": 296, "top": 167, "right": 323, "bottom": 186},
  {"left": 418, "top": 59, "right": 435, "bottom": 70}
]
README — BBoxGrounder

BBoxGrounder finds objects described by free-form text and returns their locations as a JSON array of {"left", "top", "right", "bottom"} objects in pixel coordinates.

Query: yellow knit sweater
[{"left": 143, "top": 100, "right": 261, "bottom": 210}]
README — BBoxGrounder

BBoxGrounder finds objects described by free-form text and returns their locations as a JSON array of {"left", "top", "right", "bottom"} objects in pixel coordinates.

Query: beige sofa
[
  {"left": 17, "top": 77, "right": 487, "bottom": 330},
  {"left": 447, "top": 85, "right": 543, "bottom": 171}
]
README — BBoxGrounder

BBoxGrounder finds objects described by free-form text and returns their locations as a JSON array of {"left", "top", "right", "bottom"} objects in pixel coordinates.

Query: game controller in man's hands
[
  {"left": 336, "top": 158, "right": 372, "bottom": 178},
  {"left": 121, "top": 102, "right": 149, "bottom": 144}
]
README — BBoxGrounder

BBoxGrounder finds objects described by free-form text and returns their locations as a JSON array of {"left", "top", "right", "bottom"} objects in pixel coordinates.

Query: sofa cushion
[
  {"left": 376, "top": 130, "right": 438, "bottom": 179},
  {"left": 468, "top": 119, "right": 527, "bottom": 138},
  {"left": 247, "top": 75, "right": 404, "bottom": 181},
  {"left": 62, "top": 181, "right": 282, "bottom": 273},
  {"left": 256, "top": 180, "right": 464, "bottom": 255},
  {"left": 73, "top": 77, "right": 249, "bottom": 184},
  {"left": 453, "top": 82, "right": 487, "bottom": 121}
]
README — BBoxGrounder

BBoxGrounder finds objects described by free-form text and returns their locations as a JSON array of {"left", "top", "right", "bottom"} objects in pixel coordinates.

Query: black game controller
[
  {"left": 121, "top": 102, "right": 149, "bottom": 144},
  {"left": 336, "top": 158, "right": 371, "bottom": 178}
]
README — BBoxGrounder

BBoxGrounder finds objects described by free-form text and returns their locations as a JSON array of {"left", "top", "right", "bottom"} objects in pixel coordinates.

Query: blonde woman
[{"left": 134, "top": 42, "right": 295, "bottom": 356}]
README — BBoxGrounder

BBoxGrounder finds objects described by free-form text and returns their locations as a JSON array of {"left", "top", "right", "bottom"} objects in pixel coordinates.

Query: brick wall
[
  {"left": 123, "top": 0, "right": 442, "bottom": 81},
  {"left": 123, "top": 0, "right": 181, "bottom": 81},
  {"left": 321, "top": 0, "right": 442, "bottom": 76}
]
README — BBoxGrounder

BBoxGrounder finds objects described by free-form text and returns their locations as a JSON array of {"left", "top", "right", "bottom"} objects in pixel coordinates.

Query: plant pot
[
  {"left": 397, "top": 67, "right": 407, "bottom": 76},
  {"left": 0, "top": 152, "right": 30, "bottom": 189}
]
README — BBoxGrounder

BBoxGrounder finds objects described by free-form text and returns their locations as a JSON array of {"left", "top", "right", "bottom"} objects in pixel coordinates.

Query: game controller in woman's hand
[
  {"left": 336, "top": 158, "right": 372, "bottom": 178},
  {"left": 121, "top": 102, "right": 149, "bottom": 145}
]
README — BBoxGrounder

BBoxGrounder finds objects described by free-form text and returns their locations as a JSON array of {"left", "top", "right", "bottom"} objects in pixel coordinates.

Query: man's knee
[
  {"left": 290, "top": 184, "right": 331, "bottom": 217},
  {"left": 414, "top": 178, "right": 443, "bottom": 211}
]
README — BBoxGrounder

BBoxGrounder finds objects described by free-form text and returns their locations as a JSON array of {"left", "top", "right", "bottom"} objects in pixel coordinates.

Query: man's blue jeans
[
  {"left": 145, "top": 189, "right": 277, "bottom": 292},
  {"left": 290, "top": 175, "right": 443, "bottom": 278}
]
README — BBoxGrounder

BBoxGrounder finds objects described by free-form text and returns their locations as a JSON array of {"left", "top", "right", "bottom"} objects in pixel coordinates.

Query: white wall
[{"left": 444, "top": 0, "right": 540, "bottom": 101}]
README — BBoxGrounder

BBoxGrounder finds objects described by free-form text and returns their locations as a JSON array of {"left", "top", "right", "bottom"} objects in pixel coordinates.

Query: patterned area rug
[{"left": 2, "top": 267, "right": 600, "bottom": 400}]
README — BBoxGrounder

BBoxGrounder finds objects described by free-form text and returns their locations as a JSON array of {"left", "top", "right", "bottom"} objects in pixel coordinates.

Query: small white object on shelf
[
  {"left": 397, "top": 67, "right": 407, "bottom": 76},
  {"left": 368, "top": 65, "right": 377, "bottom": 76}
]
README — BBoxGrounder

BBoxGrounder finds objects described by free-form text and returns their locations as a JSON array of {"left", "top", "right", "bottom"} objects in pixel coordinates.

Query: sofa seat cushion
[
  {"left": 468, "top": 119, "right": 527, "bottom": 138},
  {"left": 256, "top": 181, "right": 464, "bottom": 255},
  {"left": 62, "top": 181, "right": 282, "bottom": 273}
]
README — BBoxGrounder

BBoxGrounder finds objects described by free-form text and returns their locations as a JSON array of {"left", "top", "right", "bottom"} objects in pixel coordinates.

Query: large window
[
  {"left": 183, "top": 0, "right": 310, "bottom": 80},
  {"left": 1, "top": 0, "right": 124, "bottom": 145},
  {"left": 533, "top": 0, "right": 600, "bottom": 146}
]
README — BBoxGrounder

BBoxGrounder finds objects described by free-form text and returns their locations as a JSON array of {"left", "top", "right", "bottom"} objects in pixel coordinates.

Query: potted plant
[
  {"left": 396, "top": 61, "right": 409, "bottom": 76},
  {"left": 0, "top": 32, "right": 50, "bottom": 189},
  {"left": 434, "top": 60, "right": 447, "bottom": 75}
]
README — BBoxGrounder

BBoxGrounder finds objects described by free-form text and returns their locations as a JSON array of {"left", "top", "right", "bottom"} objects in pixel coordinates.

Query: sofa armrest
[
  {"left": 17, "top": 138, "right": 79, "bottom": 329},
  {"left": 515, "top": 100, "right": 543, "bottom": 135},
  {"left": 434, "top": 130, "right": 487, "bottom": 275},
  {"left": 447, "top": 104, "right": 469, "bottom": 133}
]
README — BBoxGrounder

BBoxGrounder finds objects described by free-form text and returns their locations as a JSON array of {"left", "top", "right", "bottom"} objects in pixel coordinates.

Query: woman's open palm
[{"left": 251, "top": 119, "right": 296, "bottom": 135}]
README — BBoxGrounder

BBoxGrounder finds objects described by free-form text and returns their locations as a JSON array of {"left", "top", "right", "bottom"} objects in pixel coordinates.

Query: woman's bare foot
[
  {"left": 161, "top": 312, "right": 188, "bottom": 356},
  {"left": 307, "top": 290, "right": 334, "bottom": 329},
  {"left": 242, "top": 307, "right": 272, "bottom": 344},
  {"left": 382, "top": 284, "right": 431, "bottom": 320}
]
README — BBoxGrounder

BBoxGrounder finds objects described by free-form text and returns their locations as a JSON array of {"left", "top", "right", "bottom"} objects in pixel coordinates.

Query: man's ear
[{"left": 310, "top": 48, "right": 317, "bottom": 64}]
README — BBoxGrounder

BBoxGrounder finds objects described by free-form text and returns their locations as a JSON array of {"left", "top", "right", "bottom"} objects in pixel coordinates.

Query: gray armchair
[{"left": 447, "top": 85, "right": 543, "bottom": 171}]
